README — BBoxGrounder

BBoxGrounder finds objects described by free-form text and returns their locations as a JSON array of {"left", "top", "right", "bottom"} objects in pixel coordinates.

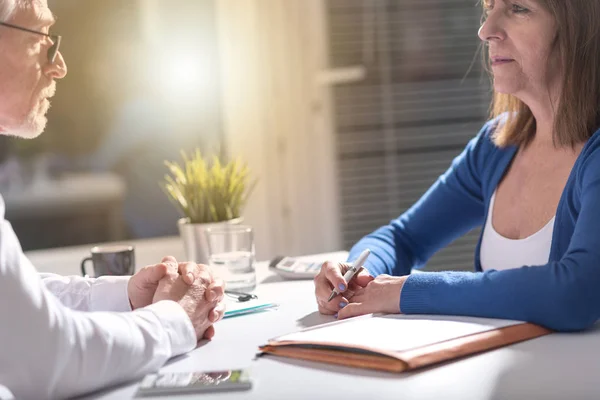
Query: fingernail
[
  {"left": 338, "top": 283, "right": 346, "bottom": 291},
  {"left": 187, "top": 273, "right": 194, "bottom": 282},
  {"left": 339, "top": 302, "right": 347, "bottom": 308}
]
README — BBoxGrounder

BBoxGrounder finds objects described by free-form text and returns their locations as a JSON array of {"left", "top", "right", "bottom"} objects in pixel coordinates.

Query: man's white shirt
[{"left": 0, "top": 195, "right": 197, "bottom": 399}]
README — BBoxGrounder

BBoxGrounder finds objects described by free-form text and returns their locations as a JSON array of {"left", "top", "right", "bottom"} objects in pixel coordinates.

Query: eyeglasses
[{"left": 0, "top": 21, "right": 61, "bottom": 64}]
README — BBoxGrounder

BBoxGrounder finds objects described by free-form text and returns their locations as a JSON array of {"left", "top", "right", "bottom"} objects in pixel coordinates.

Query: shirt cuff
[
  {"left": 144, "top": 301, "right": 197, "bottom": 357},
  {"left": 90, "top": 276, "right": 132, "bottom": 312}
]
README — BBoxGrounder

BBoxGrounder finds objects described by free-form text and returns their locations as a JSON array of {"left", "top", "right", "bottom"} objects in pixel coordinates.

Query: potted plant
[{"left": 162, "top": 149, "right": 256, "bottom": 264}]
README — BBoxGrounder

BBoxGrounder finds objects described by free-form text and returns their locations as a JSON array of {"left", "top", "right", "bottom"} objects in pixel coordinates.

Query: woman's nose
[{"left": 478, "top": 12, "right": 506, "bottom": 43}]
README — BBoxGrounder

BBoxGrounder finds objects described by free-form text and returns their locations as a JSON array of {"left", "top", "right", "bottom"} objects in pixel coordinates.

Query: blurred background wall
[
  {"left": 2, "top": 0, "right": 223, "bottom": 250},
  {"left": 1, "top": 0, "right": 491, "bottom": 271}
]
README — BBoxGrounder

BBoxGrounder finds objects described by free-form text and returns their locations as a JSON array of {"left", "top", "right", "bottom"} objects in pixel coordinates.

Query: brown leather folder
[{"left": 259, "top": 319, "right": 551, "bottom": 373}]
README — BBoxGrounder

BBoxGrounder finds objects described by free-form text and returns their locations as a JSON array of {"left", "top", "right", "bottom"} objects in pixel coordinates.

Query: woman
[{"left": 314, "top": 0, "right": 600, "bottom": 332}]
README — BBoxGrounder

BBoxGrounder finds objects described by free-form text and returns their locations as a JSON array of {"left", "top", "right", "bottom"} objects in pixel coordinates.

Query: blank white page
[{"left": 276, "top": 314, "right": 523, "bottom": 352}]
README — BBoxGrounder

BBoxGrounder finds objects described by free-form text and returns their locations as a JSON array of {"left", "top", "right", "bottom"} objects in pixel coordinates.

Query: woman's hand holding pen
[
  {"left": 336, "top": 274, "right": 407, "bottom": 320},
  {"left": 314, "top": 261, "right": 374, "bottom": 315}
]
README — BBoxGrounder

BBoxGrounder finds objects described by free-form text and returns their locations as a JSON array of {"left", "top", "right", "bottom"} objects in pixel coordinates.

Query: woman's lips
[{"left": 491, "top": 57, "right": 515, "bottom": 66}]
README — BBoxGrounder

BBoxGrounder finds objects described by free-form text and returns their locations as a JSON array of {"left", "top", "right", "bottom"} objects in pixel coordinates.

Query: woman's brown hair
[{"left": 484, "top": 0, "right": 600, "bottom": 148}]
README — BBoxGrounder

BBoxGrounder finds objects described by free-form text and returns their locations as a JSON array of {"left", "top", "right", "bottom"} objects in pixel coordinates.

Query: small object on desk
[
  {"left": 225, "top": 290, "right": 257, "bottom": 302},
  {"left": 224, "top": 291, "right": 278, "bottom": 318},
  {"left": 327, "top": 249, "right": 370, "bottom": 302},
  {"left": 136, "top": 369, "right": 252, "bottom": 397},
  {"left": 269, "top": 256, "right": 325, "bottom": 279}
]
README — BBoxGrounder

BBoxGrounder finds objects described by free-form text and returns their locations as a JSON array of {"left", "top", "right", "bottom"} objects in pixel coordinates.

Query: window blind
[{"left": 327, "top": 0, "right": 491, "bottom": 271}]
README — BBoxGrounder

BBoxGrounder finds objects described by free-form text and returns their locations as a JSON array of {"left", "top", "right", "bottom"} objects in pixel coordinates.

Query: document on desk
[{"left": 259, "top": 314, "right": 552, "bottom": 373}]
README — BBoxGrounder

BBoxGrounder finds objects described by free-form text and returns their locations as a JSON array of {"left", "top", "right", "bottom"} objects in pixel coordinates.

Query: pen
[{"left": 327, "top": 249, "right": 370, "bottom": 302}]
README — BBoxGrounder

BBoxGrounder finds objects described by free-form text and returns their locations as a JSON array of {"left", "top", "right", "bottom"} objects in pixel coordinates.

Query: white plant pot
[{"left": 177, "top": 217, "right": 243, "bottom": 265}]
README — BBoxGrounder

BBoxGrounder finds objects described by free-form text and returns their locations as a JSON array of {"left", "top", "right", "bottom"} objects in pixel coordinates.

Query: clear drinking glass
[{"left": 205, "top": 225, "right": 257, "bottom": 291}]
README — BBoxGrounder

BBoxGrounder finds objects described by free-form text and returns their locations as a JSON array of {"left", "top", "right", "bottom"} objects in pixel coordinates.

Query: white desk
[{"left": 25, "top": 238, "right": 600, "bottom": 400}]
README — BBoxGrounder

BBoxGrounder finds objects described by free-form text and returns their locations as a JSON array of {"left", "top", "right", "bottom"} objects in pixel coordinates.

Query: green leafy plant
[{"left": 163, "top": 149, "right": 257, "bottom": 224}]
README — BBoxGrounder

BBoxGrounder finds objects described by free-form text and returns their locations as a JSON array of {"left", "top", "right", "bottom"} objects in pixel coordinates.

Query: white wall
[{"left": 216, "top": 0, "right": 342, "bottom": 260}]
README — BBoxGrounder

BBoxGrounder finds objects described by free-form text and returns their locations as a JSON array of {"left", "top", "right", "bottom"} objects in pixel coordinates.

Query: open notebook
[{"left": 259, "top": 314, "right": 551, "bottom": 372}]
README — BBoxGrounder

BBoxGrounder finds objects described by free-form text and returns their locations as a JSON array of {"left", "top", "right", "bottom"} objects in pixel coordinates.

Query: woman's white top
[{"left": 480, "top": 190, "right": 555, "bottom": 271}]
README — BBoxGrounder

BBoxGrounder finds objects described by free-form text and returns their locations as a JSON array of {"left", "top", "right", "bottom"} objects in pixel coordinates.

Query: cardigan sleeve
[
  {"left": 398, "top": 143, "right": 600, "bottom": 332},
  {"left": 347, "top": 119, "right": 496, "bottom": 276}
]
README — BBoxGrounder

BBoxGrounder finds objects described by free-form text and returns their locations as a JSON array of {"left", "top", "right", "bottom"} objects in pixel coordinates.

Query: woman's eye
[{"left": 511, "top": 4, "right": 529, "bottom": 14}]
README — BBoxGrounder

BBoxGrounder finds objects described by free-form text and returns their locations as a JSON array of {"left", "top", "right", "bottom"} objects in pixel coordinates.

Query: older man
[{"left": 0, "top": 1, "right": 225, "bottom": 399}]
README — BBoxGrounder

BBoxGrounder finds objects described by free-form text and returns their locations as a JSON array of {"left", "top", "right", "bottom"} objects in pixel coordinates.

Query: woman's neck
[{"left": 520, "top": 90, "right": 559, "bottom": 148}]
